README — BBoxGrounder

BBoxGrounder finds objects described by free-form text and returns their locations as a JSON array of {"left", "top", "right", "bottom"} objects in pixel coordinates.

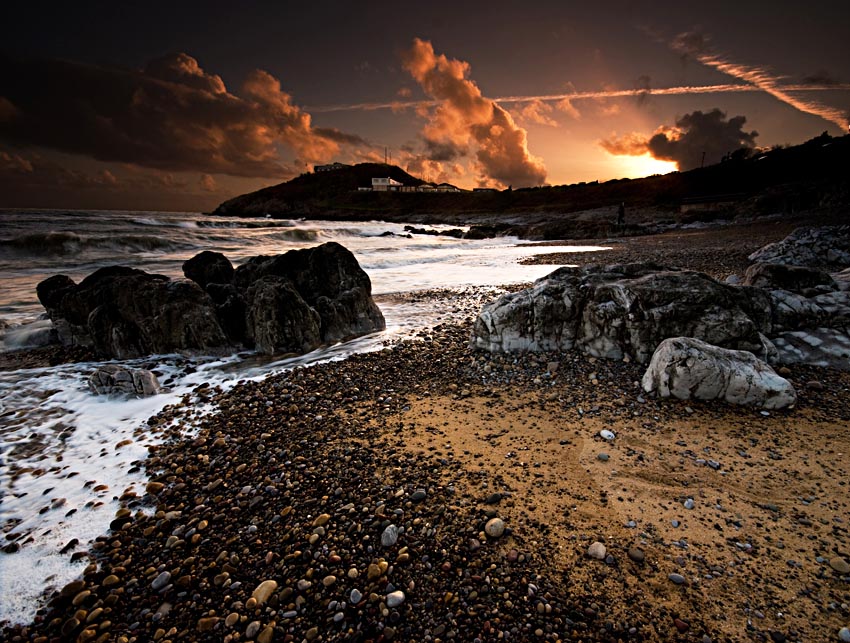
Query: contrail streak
[{"left": 307, "top": 83, "right": 850, "bottom": 113}]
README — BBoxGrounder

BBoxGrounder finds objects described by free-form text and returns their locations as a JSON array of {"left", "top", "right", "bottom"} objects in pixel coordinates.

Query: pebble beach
[{"left": 3, "top": 219, "right": 850, "bottom": 642}]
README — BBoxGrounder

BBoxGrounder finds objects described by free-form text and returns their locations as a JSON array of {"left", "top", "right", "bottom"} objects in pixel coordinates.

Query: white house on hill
[{"left": 372, "top": 177, "right": 403, "bottom": 192}]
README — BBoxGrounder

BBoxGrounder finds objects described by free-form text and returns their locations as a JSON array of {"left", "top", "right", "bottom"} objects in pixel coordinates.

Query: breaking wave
[{"left": 0, "top": 231, "right": 190, "bottom": 256}]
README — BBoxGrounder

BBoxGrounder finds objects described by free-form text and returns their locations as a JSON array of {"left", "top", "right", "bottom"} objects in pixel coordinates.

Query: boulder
[
  {"left": 743, "top": 262, "right": 836, "bottom": 294},
  {"left": 37, "top": 266, "right": 229, "bottom": 359},
  {"left": 471, "top": 263, "right": 772, "bottom": 364},
  {"left": 245, "top": 276, "right": 321, "bottom": 354},
  {"left": 231, "top": 242, "right": 385, "bottom": 346},
  {"left": 182, "top": 251, "right": 234, "bottom": 288},
  {"left": 37, "top": 243, "right": 385, "bottom": 359},
  {"left": 89, "top": 364, "right": 162, "bottom": 396},
  {"left": 748, "top": 225, "right": 850, "bottom": 269},
  {"left": 641, "top": 337, "right": 797, "bottom": 409}
]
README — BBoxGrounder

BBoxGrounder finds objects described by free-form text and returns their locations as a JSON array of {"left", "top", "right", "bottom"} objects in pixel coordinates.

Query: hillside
[{"left": 212, "top": 134, "right": 850, "bottom": 238}]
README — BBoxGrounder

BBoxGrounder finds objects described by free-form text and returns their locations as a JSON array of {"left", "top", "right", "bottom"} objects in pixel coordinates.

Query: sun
[{"left": 610, "top": 154, "right": 678, "bottom": 179}]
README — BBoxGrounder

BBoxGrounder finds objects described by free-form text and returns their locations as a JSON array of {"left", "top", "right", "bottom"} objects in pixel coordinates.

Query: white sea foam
[{"left": 0, "top": 210, "right": 608, "bottom": 624}]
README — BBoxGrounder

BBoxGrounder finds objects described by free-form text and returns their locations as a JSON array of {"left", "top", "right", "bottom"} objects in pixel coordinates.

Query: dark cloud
[
  {"left": 671, "top": 30, "right": 710, "bottom": 59},
  {"left": 402, "top": 38, "right": 546, "bottom": 188},
  {"left": 0, "top": 53, "right": 363, "bottom": 179},
  {"left": 600, "top": 108, "right": 758, "bottom": 170},
  {"left": 423, "top": 138, "right": 467, "bottom": 162},
  {"left": 800, "top": 70, "right": 842, "bottom": 86}
]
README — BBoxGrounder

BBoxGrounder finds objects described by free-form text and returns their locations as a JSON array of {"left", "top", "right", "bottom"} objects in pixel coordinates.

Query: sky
[{"left": 1, "top": 0, "right": 848, "bottom": 211}]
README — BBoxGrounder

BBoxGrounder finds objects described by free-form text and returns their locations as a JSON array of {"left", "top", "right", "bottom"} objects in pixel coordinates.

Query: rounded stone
[
  {"left": 627, "top": 547, "right": 645, "bottom": 563},
  {"left": 597, "top": 453, "right": 609, "bottom": 462},
  {"left": 386, "top": 590, "right": 405, "bottom": 608},
  {"left": 151, "top": 571, "right": 171, "bottom": 591},
  {"left": 684, "top": 498, "right": 695, "bottom": 510},
  {"left": 838, "top": 626, "right": 850, "bottom": 642},
  {"left": 350, "top": 588, "right": 363, "bottom": 604},
  {"left": 599, "top": 430, "right": 615, "bottom": 441},
  {"left": 668, "top": 573, "right": 686, "bottom": 585},
  {"left": 587, "top": 541, "right": 606, "bottom": 560},
  {"left": 381, "top": 524, "right": 399, "bottom": 547},
  {"left": 410, "top": 489, "right": 427, "bottom": 502},
  {"left": 830, "top": 557, "right": 850, "bottom": 574},
  {"left": 485, "top": 517, "right": 506, "bottom": 538},
  {"left": 251, "top": 579, "right": 278, "bottom": 605}
]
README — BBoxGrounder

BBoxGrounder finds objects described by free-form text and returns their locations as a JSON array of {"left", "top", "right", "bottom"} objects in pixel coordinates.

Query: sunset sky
[{"left": 1, "top": 0, "right": 848, "bottom": 211}]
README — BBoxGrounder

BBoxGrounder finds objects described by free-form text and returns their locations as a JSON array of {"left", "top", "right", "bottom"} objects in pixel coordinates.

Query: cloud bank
[
  {"left": 600, "top": 108, "right": 758, "bottom": 170},
  {"left": 0, "top": 53, "right": 361, "bottom": 178},
  {"left": 401, "top": 38, "right": 546, "bottom": 188}
]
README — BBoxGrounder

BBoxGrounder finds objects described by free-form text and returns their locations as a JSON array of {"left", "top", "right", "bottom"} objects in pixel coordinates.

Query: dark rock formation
[
  {"left": 37, "top": 242, "right": 385, "bottom": 359},
  {"left": 225, "top": 242, "right": 385, "bottom": 346},
  {"left": 37, "top": 267, "right": 229, "bottom": 359},
  {"left": 182, "top": 251, "right": 234, "bottom": 289},
  {"left": 748, "top": 225, "right": 850, "bottom": 269},
  {"left": 471, "top": 263, "right": 773, "bottom": 364},
  {"left": 743, "top": 262, "right": 836, "bottom": 293}
]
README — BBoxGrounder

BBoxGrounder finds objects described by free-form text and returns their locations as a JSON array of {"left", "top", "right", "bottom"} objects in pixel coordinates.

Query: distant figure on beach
[{"left": 617, "top": 202, "right": 625, "bottom": 225}]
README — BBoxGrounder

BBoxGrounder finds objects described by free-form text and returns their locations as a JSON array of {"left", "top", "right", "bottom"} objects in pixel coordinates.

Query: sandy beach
[{"left": 3, "top": 220, "right": 850, "bottom": 643}]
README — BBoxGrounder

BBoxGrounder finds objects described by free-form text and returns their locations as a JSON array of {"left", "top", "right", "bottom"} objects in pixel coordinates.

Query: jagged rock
[
  {"left": 641, "top": 337, "right": 797, "bottom": 409},
  {"left": 245, "top": 276, "right": 321, "bottom": 354},
  {"left": 37, "top": 243, "right": 385, "bottom": 359},
  {"left": 89, "top": 364, "right": 161, "bottom": 397},
  {"left": 471, "top": 263, "right": 772, "bottom": 364},
  {"left": 744, "top": 262, "right": 836, "bottom": 293},
  {"left": 231, "top": 242, "right": 385, "bottom": 346},
  {"left": 771, "top": 328, "right": 850, "bottom": 369},
  {"left": 182, "top": 251, "right": 234, "bottom": 288},
  {"left": 748, "top": 225, "right": 850, "bottom": 269},
  {"left": 37, "top": 267, "right": 229, "bottom": 359}
]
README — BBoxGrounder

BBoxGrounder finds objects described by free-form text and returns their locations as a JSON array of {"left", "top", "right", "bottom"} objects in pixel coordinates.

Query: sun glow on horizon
[{"left": 607, "top": 154, "right": 679, "bottom": 179}]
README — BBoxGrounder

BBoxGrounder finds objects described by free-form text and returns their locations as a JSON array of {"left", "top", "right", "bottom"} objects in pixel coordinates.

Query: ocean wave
[
  {"left": 196, "top": 219, "right": 297, "bottom": 229},
  {"left": 0, "top": 231, "right": 191, "bottom": 256}
]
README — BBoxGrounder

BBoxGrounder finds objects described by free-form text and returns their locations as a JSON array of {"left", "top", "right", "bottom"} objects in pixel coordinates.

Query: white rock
[
  {"left": 386, "top": 590, "right": 405, "bottom": 608},
  {"left": 349, "top": 588, "right": 363, "bottom": 604},
  {"left": 642, "top": 337, "right": 797, "bottom": 409},
  {"left": 587, "top": 541, "right": 606, "bottom": 560},
  {"left": 599, "top": 429, "right": 616, "bottom": 441},
  {"left": 839, "top": 626, "right": 850, "bottom": 642}
]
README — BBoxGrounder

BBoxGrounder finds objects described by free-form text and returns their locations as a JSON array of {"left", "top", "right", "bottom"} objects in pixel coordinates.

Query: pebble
[
  {"left": 381, "top": 524, "right": 399, "bottom": 547},
  {"left": 410, "top": 488, "right": 427, "bottom": 502},
  {"left": 151, "top": 571, "right": 171, "bottom": 591},
  {"left": 350, "top": 588, "right": 363, "bottom": 604},
  {"left": 830, "top": 557, "right": 850, "bottom": 574},
  {"left": 684, "top": 498, "right": 695, "bottom": 510},
  {"left": 587, "top": 541, "right": 607, "bottom": 560},
  {"left": 838, "top": 626, "right": 850, "bottom": 642},
  {"left": 627, "top": 547, "right": 645, "bottom": 563},
  {"left": 484, "top": 492, "right": 502, "bottom": 505},
  {"left": 251, "top": 579, "right": 278, "bottom": 605},
  {"left": 485, "top": 517, "right": 505, "bottom": 538},
  {"left": 597, "top": 452, "right": 609, "bottom": 462},
  {"left": 386, "top": 590, "right": 405, "bottom": 607},
  {"left": 599, "top": 429, "right": 616, "bottom": 441},
  {"left": 668, "top": 573, "right": 686, "bottom": 585}
]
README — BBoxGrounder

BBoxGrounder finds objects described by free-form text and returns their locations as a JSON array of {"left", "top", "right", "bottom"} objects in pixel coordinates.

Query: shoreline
[{"left": 3, "top": 313, "right": 850, "bottom": 642}]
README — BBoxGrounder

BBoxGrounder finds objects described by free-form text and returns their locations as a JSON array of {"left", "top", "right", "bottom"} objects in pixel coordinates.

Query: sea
[{"left": 0, "top": 208, "right": 606, "bottom": 625}]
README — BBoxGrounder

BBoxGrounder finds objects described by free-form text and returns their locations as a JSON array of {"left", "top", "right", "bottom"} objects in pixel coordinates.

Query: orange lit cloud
[
  {"left": 401, "top": 38, "right": 546, "bottom": 188},
  {"left": 514, "top": 99, "right": 559, "bottom": 127},
  {"left": 600, "top": 108, "right": 758, "bottom": 170},
  {"left": 671, "top": 30, "right": 849, "bottom": 130},
  {"left": 0, "top": 53, "right": 363, "bottom": 178}
]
